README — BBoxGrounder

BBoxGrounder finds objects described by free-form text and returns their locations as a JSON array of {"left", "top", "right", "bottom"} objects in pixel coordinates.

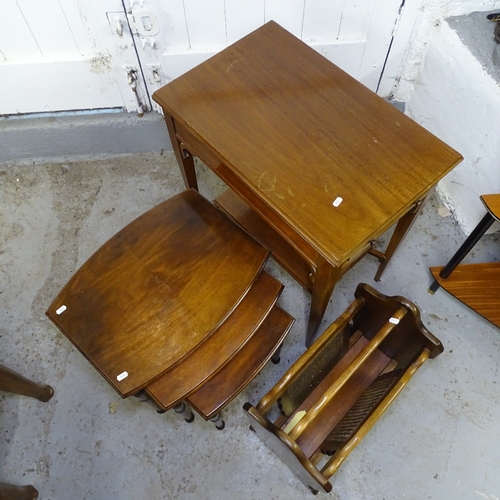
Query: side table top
[
  {"left": 153, "top": 21, "right": 463, "bottom": 266},
  {"left": 46, "top": 189, "right": 268, "bottom": 397}
]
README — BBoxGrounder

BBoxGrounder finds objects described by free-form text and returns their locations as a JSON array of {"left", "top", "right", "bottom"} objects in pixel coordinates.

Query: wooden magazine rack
[{"left": 244, "top": 283, "right": 443, "bottom": 494}]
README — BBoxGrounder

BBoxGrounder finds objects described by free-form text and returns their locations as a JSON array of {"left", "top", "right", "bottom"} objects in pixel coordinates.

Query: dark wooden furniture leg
[
  {"left": 429, "top": 212, "right": 496, "bottom": 293},
  {"left": 173, "top": 402, "right": 195, "bottom": 423},
  {"left": 163, "top": 113, "right": 198, "bottom": 190},
  {"left": 271, "top": 343, "right": 283, "bottom": 364},
  {"left": 306, "top": 257, "right": 342, "bottom": 347},
  {"left": 0, "top": 365, "right": 52, "bottom": 500},
  {"left": 373, "top": 195, "right": 428, "bottom": 282},
  {"left": 209, "top": 412, "right": 225, "bottom": 430},
  {"left": 134, "top": 391, "right": 195, "bottom": 422},
  {"left": 0, "top": 364, "right": 54, "bottom": 402},
  {"left": 0, "top": 482, "right": 38, "bottom": 500}
]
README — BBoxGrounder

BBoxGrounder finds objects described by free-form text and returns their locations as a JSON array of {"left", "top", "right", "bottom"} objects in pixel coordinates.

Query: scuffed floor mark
[
  {"left": 429, "top": 313, "right": 445, "bottom": 321},
  {"left": 226, "top": 58, "right": 242, "bottom": 73},
  {"left": 438, "top": 206, "right": 452, "bottom": 217},
  {"left": 475, "top": 491, "right": 499, "bottom": 500}
]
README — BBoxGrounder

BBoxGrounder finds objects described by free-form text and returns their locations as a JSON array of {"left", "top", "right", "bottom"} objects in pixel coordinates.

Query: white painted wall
[
  {"left": 394, "top": 0, "right": 500, "bottom": 100},
  {"left": 1, "top": 0, "right": 412, "bottom": 115},
  {"left": 133, "top": 0, "right": 412, "bottom": 109},
  {"left": 392, "top": 0, "right": 500, "bottom": 233},
  {"left": 0, "top": 0, "right": 146, "bottom": 114}
]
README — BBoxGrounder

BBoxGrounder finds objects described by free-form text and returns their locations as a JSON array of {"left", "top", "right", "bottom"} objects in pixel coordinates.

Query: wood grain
[
  {"left": 145, "top": 271, "right": 283, "bottom": 411},
  {"left": 430, "top": 262, "right": 500, "bottom": 329},
  {"left": 153, "top": 21, "right": 462, "bottom": 342},
  {"left": 0, "top": 363, "right": 54, "bottom": 402},
  {"left": 215, "top": 189, "right": 316, "bottom": 291},
  {"left": 481, "top": 194, "right": 500, "bottom": 221},
  {"left": 187, "top": 305, "right": 295, "bottom": 419},
  {"left": 153, "top": 20, "right": 463, "bottom": 266},
  {"left": 46, "top": 189, "right": 268, "bottom": 397}
]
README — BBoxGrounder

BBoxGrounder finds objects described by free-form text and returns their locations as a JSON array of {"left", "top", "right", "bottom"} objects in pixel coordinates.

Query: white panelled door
[
  {"left": 132, "top": 0, "right": 414, "bottom": 109},
  {"left": 0, "top": 0, "right": 415, "bottom": 116},
  {"left": 0, "top": 0, "right": 148, "bottom": 115}
]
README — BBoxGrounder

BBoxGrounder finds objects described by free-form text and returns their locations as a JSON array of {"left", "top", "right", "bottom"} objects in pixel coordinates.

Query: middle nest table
[{"left": 46, "top": 189, "right": 294, "bottom": 425}]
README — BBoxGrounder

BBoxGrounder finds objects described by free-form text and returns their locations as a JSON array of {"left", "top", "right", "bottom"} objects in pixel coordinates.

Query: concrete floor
[{"left": 1, "top": 151, "right": 500, "bottom": 500}]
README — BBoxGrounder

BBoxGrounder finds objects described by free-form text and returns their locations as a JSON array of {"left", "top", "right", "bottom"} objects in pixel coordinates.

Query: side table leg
[
  {"left": 163, "top": 113, "right": 198, "bottom": 190},
  {"left": 429, "top": 212, "right": 496, "bottom": 293},
  {"left": 374, "top": 193, "right": 428, "bottom": 282},
  {"left": 0, "top": 364, "right": 54, "bottom": 402},
  {"left": 271, "top": 343, "right": 283, "bottom": 364},
  {"left": 306, "top": 257, "right": 342, "bottom": 348}
]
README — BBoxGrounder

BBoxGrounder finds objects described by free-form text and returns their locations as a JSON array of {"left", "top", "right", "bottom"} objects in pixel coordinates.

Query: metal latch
[
  {"left": 125, "top": 67, "right": 145, "bottom": 117},
  {"left": 128, "top": 10, "right": 159, "bottom": 37}
]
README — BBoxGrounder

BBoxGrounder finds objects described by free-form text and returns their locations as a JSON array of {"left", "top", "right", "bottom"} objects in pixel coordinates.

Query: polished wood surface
[
  {"left": 288, "top": 307, "right": 408, "bottom": 449},
  {"left": 481, "top": 194, "right": 500, "bottom": 221},
  {"left": 244, "top": 283, "right": 442, "bottom": 494},
  {"left": 430, "top": 263, "right": 500, "bottom": 328},
  {"left": 321, "top": 348, "right": 430, "bottom": 478},
  {"left": 215, "top": 189, "right": 316, "bottom": 291},
  {"left": 292, "top": 336, "right": 392, "bottom": 457},
  {"left": 46, "top": 189, "right": 268, "bottom": 397},
  {"left": 145, "top": 270, "right": 283, "bottom": 411},
  {"left": 187, "top": 305, "right": 294, "bottom": 419},
  {"left": 153, "top": 21, "right": 461, "bottom": 264},
  {"left": 153, "top": 21, "right": 463, "bottom": 343},
  {"left": 429, "top": 193, "right": 500, "bottom": 297}
]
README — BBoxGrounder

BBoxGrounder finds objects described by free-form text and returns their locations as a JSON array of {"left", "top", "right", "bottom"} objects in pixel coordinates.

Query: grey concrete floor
[{"left": 1, "top": 151, "right": 500, "bottom": 500}]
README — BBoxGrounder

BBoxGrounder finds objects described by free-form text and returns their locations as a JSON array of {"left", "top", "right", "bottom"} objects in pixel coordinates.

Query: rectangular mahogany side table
[{"left": 153, "top": 21, "right": 463, "bottom": 346}]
